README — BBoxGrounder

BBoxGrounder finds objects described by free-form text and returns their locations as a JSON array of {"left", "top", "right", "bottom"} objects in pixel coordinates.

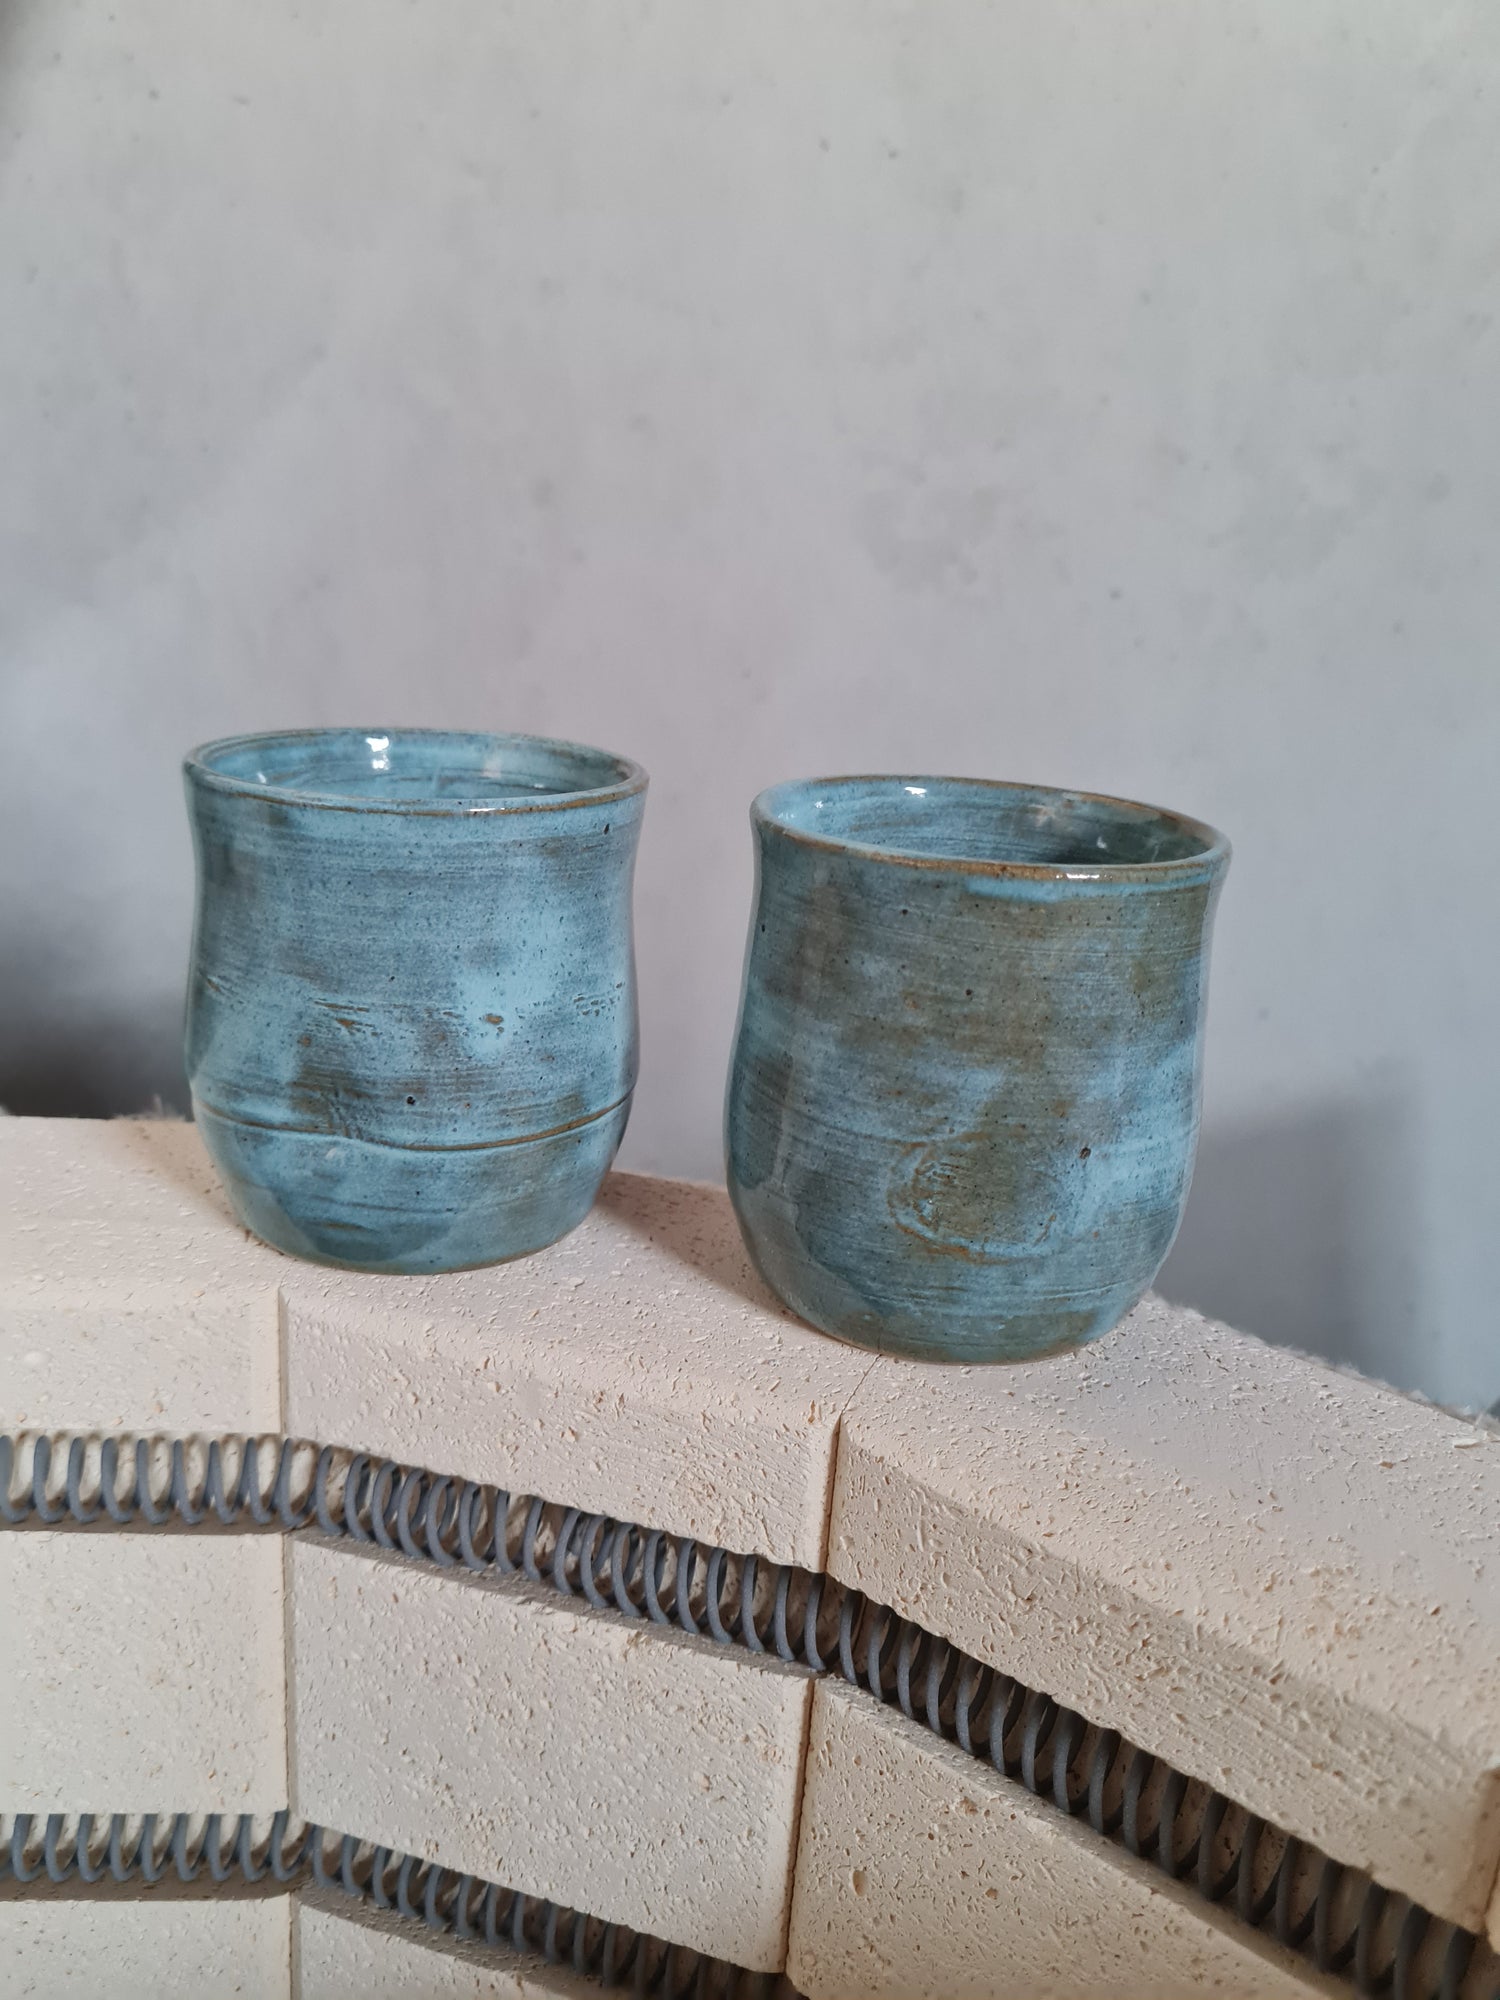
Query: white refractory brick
[
  {"left": 0, "top": 1891, "right": 290, "bottom": 1998},
  {"left": 294, "top": 1892, "right": 599, "bottom": 1998},
  {"left": 0, "top": 1117, "right": 282, "bottom": 1433},
  {"left": 1, "top": 1120, "right": 870, "bottom": 1563},
  {"left": 829, "top": 1295, "right": 1500, "bottom": 1933},
  {"left": 287, "top": 1534, "right": 812, "bottom": 1971},
  {"left": 1, "top": 1532, "right": 287, "bottom": 1813},
  {"left": 787, "top": 1682, "right": 1341, "bottom": 2000},
  {"left": 284, "top": 1171, "right": 873, "bottom": 1568}
]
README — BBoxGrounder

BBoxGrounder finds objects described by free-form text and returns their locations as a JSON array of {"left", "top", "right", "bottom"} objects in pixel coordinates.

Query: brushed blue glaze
[
  {"left": 184, "top": 728, "right": 646, "bottom": 1272},
  {"left": 725, "top": 777, "right": 1229, "bottom": 1362}
]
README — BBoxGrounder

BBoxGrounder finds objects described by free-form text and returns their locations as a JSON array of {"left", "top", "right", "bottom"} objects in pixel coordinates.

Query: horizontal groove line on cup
[
  {"left": 2, "top": 1430, "right": 1495, "bottom": 2000},
  {"left": 190, "top": 1086, "right": 634, "bottom": 1153}
]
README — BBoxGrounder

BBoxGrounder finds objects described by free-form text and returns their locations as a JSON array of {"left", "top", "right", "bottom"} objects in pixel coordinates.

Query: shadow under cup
[
  {"left": 184, "top": 728, "right": 646, "bottom": 1273},
  {"left": 725, "top": 776, "right": 1230, "bottom": 1362}
]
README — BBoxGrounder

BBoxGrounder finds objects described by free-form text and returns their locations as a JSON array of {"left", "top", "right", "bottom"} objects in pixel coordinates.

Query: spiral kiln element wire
[
  {"left": 0, "top": 1810, "right": 788, "bottom": 1997},
  {"left": 3, "top": 1431, "right": 1497, "bottom": 2000}
]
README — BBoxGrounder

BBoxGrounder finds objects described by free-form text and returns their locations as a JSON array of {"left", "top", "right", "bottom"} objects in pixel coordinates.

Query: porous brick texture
[
  {"left": 0, "top": 1118, "right": 873, "bottom": 1568},
  {"left": 287, "top": 1534, "right": 813, "bottom": 1971},
  {"left": 0, "top": 1118, "right": 280, "bottom": 1434},
  {"left": 5, "top": 1116, "right": 1499, "bottom": 1993},
  {"left": 787, "top": 1682, "right": 1341, "bottom": 2000},
  {"left": 833, "top": 1300, "right": 1500, "bottom": 1931},
  {"left": 294, "top": 1893, "right": 598, "bottom": 1998},
  {"left": 1, "top": 1532, "right": 287, "bottom": 1814},
  {"left": 0, "top": 1892, "right": 290, "bottom": 1998},
  {"left": 283, "top": 1172, "right": 874, "bottom": 1567}
]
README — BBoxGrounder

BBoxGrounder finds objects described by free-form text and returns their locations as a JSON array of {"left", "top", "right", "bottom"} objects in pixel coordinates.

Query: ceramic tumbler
[
  {"left": 184, "top": 728, "right": 646, "bottom": 1273},
  {"left": 725, "top": 776, "right": 1229, "bottom": 1362}
]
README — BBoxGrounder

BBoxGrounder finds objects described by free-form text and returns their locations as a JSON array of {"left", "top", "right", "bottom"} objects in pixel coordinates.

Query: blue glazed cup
[
  {"left": 725, "top": 776, "right": 1229, "bottom": 1362},
  {"left": 184, "top": 728, "right": 646, "bottom": 1273}
]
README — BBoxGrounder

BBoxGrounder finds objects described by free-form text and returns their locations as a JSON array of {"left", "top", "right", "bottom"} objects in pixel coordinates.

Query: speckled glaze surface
[
  {"left": 725, "top": 777, "right": 1230, "bottom": 1363},
  {"left": 184, "top": 728, "right": 646, "bottom": 1273}
]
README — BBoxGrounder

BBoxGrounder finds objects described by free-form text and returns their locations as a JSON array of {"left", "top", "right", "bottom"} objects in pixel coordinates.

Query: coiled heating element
[
  {"left": 0, "top": 1809, "right": 790, "bottom": 1998},
  {"left": 4, "top": 1431, "right": 1498, "bottom": 2000}
]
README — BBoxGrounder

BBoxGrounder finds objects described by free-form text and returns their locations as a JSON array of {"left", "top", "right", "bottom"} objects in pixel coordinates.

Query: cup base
[
  {"left": 729, "top": 1182, "right": 1149, "bottom": 1364},
  {"left": 764, "top": 1292, "right": 1141, "bottom": 1365},
  {"left": 193, "top": 1096, "right": 630, "bottom": 1274}
]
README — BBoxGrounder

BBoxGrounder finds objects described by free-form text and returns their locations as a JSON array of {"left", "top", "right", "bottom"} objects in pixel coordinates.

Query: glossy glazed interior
[
  {"left": 756, "top": 776, "right": 1224, "bottom": 875},
  {"left": 188, "top": 729, "right": 642, "bottom": 809}
]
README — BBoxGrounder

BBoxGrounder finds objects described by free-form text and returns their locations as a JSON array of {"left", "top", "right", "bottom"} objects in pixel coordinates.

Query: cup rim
[
  {"left": 751, "top": 773, "right": 1230, "bottom": 885},
  {"left": 184, "top": 727, "right": 648, "bottom": 815}
]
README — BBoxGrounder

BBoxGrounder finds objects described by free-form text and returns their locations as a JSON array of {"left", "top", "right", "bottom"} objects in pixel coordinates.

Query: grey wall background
[{"left": 1, "top": 1, "right": 1495, "bottom": 1407}]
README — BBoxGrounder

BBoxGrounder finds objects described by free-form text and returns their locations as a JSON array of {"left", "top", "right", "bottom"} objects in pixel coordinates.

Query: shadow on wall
[
  {"left": 0, "top": 1005, "right": 188, "bottom": 1120},
  {"left": 1157, "top": 1084, "right": 1424, "bottom": 1396},
  {"left": 0, "top": 900, "right": 188, "bottom": 1112}
]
